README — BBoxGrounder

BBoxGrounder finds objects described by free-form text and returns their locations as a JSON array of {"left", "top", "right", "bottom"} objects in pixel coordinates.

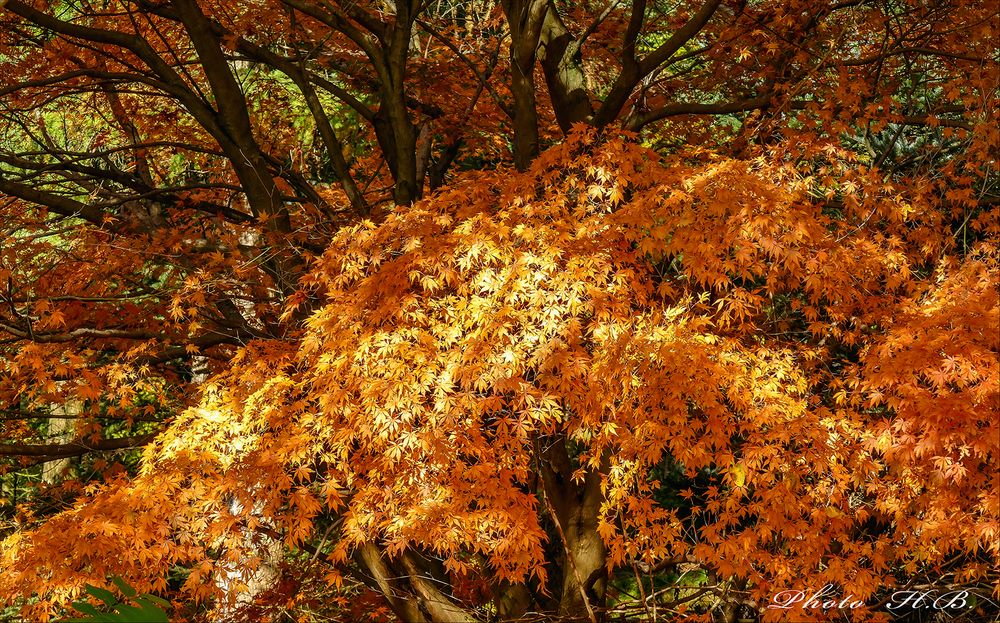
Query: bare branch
[{"left": 0, "top": 433, "right": 158, "bottom": 458}]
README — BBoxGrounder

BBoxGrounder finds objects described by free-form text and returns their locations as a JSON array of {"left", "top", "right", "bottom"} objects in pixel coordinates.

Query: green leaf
[
  {"left": 130, "top": 598, "right": 170, "bottom": 622},
  {"left": 58, "top": 578, "right": 170, "bottom": 623},
  {"left": 109, "top": 577, "right": 137, "bottom": 598},
  {"left": 137, "top": 593, "right": 171, "bottom": 608},
  {"left": 63, "top": 610, "right": 116, "bottom": 623},
  {"left": 70, "top": 602, "right": 103, "bottom": 617},
  {"left": 108, "top": 603, "right": 150, "bottom": 622},
  {"left": 83, "top": 585, "right": 117, "bottom": 607}
]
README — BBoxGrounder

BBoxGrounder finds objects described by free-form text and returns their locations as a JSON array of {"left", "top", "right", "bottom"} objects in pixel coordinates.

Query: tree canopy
[{"left": 0, "top": 0, "right": 997, "bottom": 621}]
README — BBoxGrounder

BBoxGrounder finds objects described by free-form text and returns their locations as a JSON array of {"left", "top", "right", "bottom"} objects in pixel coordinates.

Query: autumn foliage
[{"left": 0, "top": 0, "right": 997, "bottom": 621}]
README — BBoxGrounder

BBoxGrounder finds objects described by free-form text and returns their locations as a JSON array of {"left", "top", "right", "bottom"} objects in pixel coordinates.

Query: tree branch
[
  {"left": 594, "top": 0, "right": 723, "bottom": 127},
  {"left": 0, "top": 433, "right": 158, "bottom": 458},
  {"left": 0, "top": 177, "right": 110, "bottom": 226}
]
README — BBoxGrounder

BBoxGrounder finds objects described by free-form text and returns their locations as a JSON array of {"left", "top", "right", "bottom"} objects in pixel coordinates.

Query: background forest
[{"left": 0, "top": 0, "right": 997, "bottom": 621}]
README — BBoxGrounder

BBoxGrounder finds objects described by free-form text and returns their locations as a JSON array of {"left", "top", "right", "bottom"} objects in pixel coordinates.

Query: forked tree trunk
[
  {"left": 355, "top": 544, "right": 479, "bottom": 623},
  {"left": 356, "top": 436, "right": 609, "bottom": 623},
  {"left": 539, "top": 437, "right": 607, "bottom": 622}
]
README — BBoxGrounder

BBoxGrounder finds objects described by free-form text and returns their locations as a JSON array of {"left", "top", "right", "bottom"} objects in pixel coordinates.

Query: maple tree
[{"left": 0, "top": 0, "right": 997, "bottom": 621}]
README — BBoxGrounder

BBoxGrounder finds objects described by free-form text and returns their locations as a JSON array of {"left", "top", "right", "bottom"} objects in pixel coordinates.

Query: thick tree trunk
[
  {"left": 41, "top": 398, "right": 79, "bottom": 484},
  {"left": 508, "top": 61, "right": 540, "bottom": 172},
  {"left": 356, "top": 543, "right": 431, "bottom": 623},
  {"left": 355, "top": 543, "right": 479, "bottom": 623},
  {"left": 555, "top": 480, "right": 606, "bottom": 622},
  {"left": 501, "top": 0, "right": 545, "bottom": 171},
  {"left": 350, "top": 438, "right": 611, "bottom": 623},
  {"left": 171, "top": 0, "right": 300, "bottom": 294},
  {"left": 537, "top": 8, "right": 593, "bottom": 132},
  {"left": 492, "top": 580, "right": 533, "bottom": 621},
  {"left": 539, "top": 437, "right": 608, "bottom": 622}
]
